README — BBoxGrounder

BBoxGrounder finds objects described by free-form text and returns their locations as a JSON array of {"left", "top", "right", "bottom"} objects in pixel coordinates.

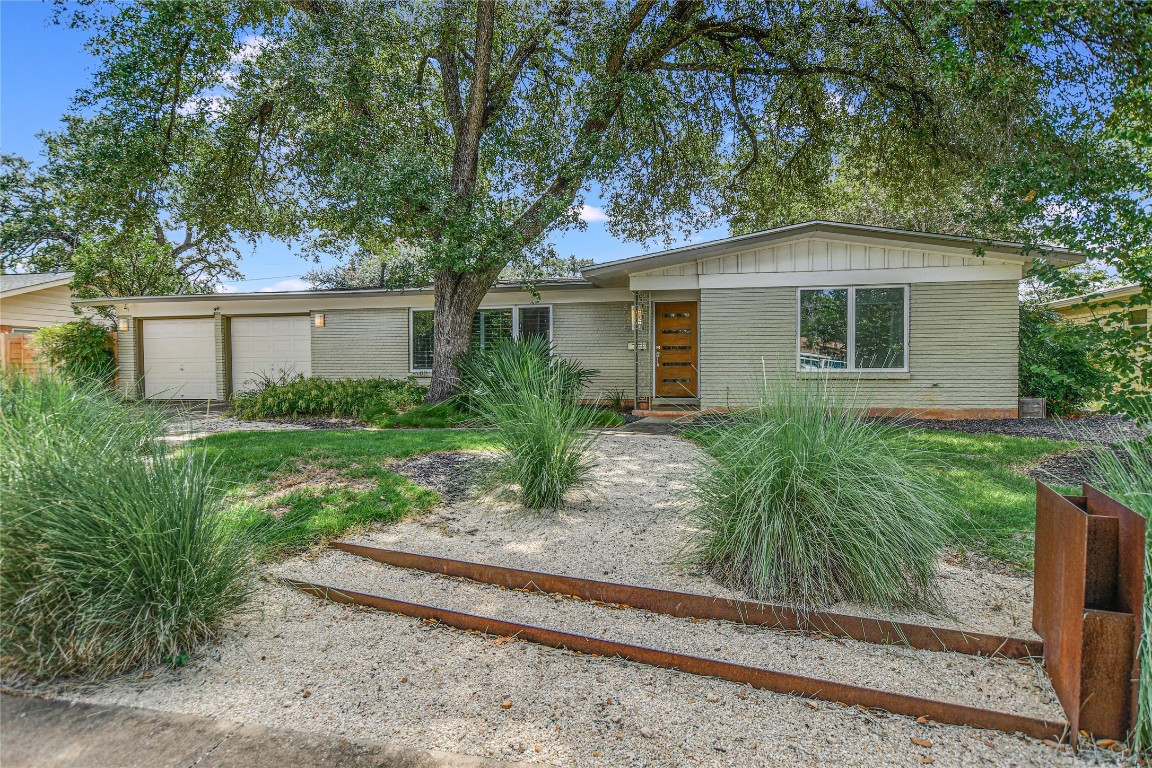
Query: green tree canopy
[{"left": 36, "top": 0, "right": 1152, "bottom": 399}]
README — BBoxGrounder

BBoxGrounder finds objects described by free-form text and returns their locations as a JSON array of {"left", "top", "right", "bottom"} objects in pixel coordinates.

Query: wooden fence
[
  {"left": 0, "top": 329, "right": 118, "bottom": 378},
  {"left": 0, "top": 331, "right": 41, "bottom": 375}
]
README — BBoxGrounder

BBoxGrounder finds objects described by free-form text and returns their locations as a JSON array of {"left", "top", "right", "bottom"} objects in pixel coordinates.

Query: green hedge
[
  {"left": 230, "top": 376, "right": 426, "bottom": 420},
  {"left": 31, "top": 320, "right": 116, "bottom": 383},
  {"left": 1019, "top": 304, "right": 1109, "bottom": 416}
]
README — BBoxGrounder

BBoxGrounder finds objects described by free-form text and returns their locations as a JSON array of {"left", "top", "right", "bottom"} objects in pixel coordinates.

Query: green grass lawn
[
  {"left": 898, "top": 429, "right": 1077, "bottom": 570},
  {"left": 200, "top": 424, "right": 1073, "bottom": 570},
  {"left": 193, "top": 429, "right": 496, "bottom": 559}
]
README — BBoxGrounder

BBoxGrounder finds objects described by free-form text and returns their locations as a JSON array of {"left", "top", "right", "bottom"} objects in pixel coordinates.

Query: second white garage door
[
  {"left": 142, "top": 319, "right": 217, "bottom": 400},
  {"left": 230, "top": 316, "right": 312, "bottom": 393}
]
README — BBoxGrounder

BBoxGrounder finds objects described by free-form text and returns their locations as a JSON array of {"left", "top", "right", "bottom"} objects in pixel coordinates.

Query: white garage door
[
  {"left": 230, "top": 316, "right": 312, "bottom": 393},
  {"left": 142, "top": 319, "right": 217, "bottom": 400}
]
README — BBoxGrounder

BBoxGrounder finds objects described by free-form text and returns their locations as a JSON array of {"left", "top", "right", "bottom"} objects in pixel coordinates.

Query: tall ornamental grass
[
  {"left": 1084, "top": 418, "right": 1151, "bottom": 754},
  {"left": 457, "top": 337, "right": 601, "bottom": 511},
  {"left": 688, "top": 375, "right": 953, "bottom": 612},
  {"left": 0, "top": 374, "right": 252, "bottom": 680}
]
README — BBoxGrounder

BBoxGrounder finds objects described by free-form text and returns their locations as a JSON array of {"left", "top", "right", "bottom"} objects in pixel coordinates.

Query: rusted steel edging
[
  {"left": 285, "top": 579, "right": 1068, "bottom": 742},
  {"left": 331, "top": 542, "right": 1041, "bottom": 659}
]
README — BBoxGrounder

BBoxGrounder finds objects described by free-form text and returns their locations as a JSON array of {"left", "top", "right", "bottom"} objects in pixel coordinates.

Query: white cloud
[
  {"left": 178, "top": 94, "right": 227, "bottom": 118},
  {"left": 259, "top": 278, "right": 312, "bottom": 293},
  {"left": 221, "top": 36, "right": 268, "bottom": 88},
  {"left": 579, "top": 205, "right": 608, "bottom": 223},
  {"left": 215, "top": 283, "right": 238, "bottom": 294}
]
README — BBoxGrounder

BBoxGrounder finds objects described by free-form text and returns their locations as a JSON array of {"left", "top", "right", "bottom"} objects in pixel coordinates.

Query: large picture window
[
  {"left": 798, "top": 286, "right": 907, "bottom": 372},
  {"left": 410, "top": 305, "right": 552, "bottom": 372}
]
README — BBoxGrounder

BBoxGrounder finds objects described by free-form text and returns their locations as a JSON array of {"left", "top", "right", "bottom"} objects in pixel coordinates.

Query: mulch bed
[
  {"left": 891, "top": 413, "right": 1147, "bottom": 444},
  {"left": 387, "top": 451, "right": 493, "bottom": 502}
]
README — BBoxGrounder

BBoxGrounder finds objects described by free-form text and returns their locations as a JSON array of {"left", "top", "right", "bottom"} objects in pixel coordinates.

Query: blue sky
[{"left": 1, "top": 1, "right": 727, "bottom": 292}]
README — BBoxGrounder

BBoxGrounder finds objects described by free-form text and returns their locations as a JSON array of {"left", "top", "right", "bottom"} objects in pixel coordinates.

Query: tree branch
[{"left": 450, "top": 0, "right": 496, "bottom": 197}]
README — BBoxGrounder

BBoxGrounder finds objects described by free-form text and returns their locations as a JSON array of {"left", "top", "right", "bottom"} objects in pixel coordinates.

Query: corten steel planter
[{"left": 1034, "top": 482, "right": 1145, "bottom": 741}]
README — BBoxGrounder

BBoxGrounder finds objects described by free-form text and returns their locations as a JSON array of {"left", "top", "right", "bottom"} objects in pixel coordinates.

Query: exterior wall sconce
[
  {"left": 629, "top": 304, "right": 644, "bottom": 331},
  {"left": 117, "top": 318, "right": 129, "bottom": 332},
  {"left": 314, "top": 313, "right": 325, "bottom": 328}
]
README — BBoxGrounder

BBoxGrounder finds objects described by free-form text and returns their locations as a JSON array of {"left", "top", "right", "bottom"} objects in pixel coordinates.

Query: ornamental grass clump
[
  {"left": 0, "top": 373, "right": 252, "bottom": 680},
  {"left": 457, "top": 336, "right": 600, "bottom": 512},
  {"left": 1083, "top": 415, "right": 1152, "bottom": 754},
  {"left": 688, "top": 375, "right": 953, "bottom": 612}
]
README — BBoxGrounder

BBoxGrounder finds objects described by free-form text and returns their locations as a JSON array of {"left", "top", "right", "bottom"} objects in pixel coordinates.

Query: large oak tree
[{"left": 46, "top": 0, "right": 1151, "bottom": 399}]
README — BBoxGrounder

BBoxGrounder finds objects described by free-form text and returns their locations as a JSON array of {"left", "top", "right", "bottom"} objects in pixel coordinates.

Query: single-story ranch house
[{"left": 76, "top": 221, "right": 1084, "bottom": 419}]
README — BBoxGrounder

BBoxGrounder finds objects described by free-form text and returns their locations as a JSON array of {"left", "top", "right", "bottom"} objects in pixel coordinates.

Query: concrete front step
[{"left": 630, "top": 408, "right": 722, "bottom": 418}]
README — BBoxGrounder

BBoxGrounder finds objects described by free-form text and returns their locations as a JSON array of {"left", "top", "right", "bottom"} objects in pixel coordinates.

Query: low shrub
[
  {"left": 370, "top": 400, "right": 469, "bottom": 429},
  {"left": 1019, "top": 304, "right": 1109, "bottom": 416},
  {"left": 0, "top": 373, "right": 252, "bottom": 680},
  {"left": 686, "top": 375, "right": 953, "bottom": 612},
  {"left": 1085, "top": 416, "right": 1151, "bottom": 753},
  {"left": 31, "top": 319, "right": 116, "bottom": 383},
  {"left": 230, "top": 375, "right": 426, "bottom": 421},
  {"left": 457, "top": 336, "right": 601, "bottom": 511}
]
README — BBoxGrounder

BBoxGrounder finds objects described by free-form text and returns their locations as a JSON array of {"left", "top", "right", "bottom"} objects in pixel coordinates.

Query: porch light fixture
[
  {"left": 314, "top": 313, "right": 325, "bottom": 328},
  {"left": 117, "top": 318, "right": 129, "bottom": 332},
  {"left": 629, "top": 304, "right": 644, "bottom": 331}
]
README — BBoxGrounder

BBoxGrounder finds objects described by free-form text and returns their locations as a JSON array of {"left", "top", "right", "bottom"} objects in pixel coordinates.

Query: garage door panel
[
  {"left": 142, "top": 319, "right": 217, "bottom": 400},
  {"left": 230, "top": 316, "right": 312, "bottom": 393}
]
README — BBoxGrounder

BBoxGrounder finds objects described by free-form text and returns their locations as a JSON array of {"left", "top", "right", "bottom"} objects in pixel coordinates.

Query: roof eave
[
  {"left": 0, "top": 275, "right": 73, "bottom": 299},
  {"left": 72, "top": 279, "right": 600, "bottom": 307},
  {"left": 581, "top": 221, "right": 1087, "bottom": 281}
]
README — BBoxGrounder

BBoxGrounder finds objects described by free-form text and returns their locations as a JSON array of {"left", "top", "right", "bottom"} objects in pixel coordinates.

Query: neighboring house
[
  {"left": 1045, "top": 283, "right": 1148, "bottom": 332},
  {"left": 0, "top": 272, "right": 76, "bottom": 372},
  {"left": 76, "top": 221, "right": 1085, "bottom": 419},
  {"left": 1045, "top": 283, "right": 1149, "bottom": 392}
]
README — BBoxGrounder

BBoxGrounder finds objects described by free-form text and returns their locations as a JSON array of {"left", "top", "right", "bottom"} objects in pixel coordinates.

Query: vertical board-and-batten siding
[
  {"left": 641, "top": 237, "right": 1004, "bottom": 279},
  {"left": 551, "top": 301, "right": 634, "bottom": 396},
  {"left": 698, "top": 281, "right": 1019, "bottom": 411},
  {"left": 311, "top": 308, "right": 413, "bottom": 380}
]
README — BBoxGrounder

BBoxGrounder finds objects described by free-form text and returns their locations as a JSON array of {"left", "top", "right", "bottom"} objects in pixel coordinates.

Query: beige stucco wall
[
  {"left": 0, "top": 284, "right": 78, "bottom": 328},
  {"left": 697, "top": 280, "right": 1020, "bottom": 412}
]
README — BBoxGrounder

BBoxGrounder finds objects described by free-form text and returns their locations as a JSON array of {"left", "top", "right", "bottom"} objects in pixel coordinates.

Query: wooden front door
[{"left": 654, "top": 301, "right": 698, "bottom": 397}]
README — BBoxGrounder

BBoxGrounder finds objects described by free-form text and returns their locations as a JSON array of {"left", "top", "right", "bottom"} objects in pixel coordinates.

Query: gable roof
[
  {"left": 0, "top": 272, "right": 73, "bottom": 298},
  {"left": 581, "top": 221, "right": 1086, "bottom": 287}
]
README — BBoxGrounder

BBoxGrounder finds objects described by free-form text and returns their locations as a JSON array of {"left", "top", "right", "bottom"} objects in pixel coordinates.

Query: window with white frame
[
  {"left": 410, "top": 305, "right": 553, "bottom": 371},
  {"left": 798, "top": 286, "right": 907, "bottom": 372}
]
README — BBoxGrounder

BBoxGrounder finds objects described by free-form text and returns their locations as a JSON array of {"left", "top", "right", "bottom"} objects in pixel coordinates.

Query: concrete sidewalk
[{"left": 1, "top": 694, "right": 516, "bottom": 768}]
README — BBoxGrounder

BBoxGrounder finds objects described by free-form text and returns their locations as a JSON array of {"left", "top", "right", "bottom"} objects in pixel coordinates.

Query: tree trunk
[{"left": 426, "top": 266, "right": 503, "bottom": 402}]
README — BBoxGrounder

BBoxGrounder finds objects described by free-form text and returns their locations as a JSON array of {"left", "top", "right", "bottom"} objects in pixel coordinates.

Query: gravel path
[
  {"left": 52, "top": 580, "right": 1116, "bottom": 767},
  {"left": 41, "top": 432, "right": 1124, "bottom": 766},
  {"left": 269, "top": 552, "right": 1059, "bottom": 718},
  {"left": 349, "top": 433, "right": 1038, "bottom": 639}
]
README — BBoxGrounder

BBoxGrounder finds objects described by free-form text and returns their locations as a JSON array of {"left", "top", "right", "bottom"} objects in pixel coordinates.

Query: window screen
[
  {"left": 411, "top": 310, "right": 435, "bottom": 370},
  {"left": 472, "top": 308, "right": 514, "bottom": 350},
  {"left": 518, "top": 306, "right": 551, "bottom": 340}
]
